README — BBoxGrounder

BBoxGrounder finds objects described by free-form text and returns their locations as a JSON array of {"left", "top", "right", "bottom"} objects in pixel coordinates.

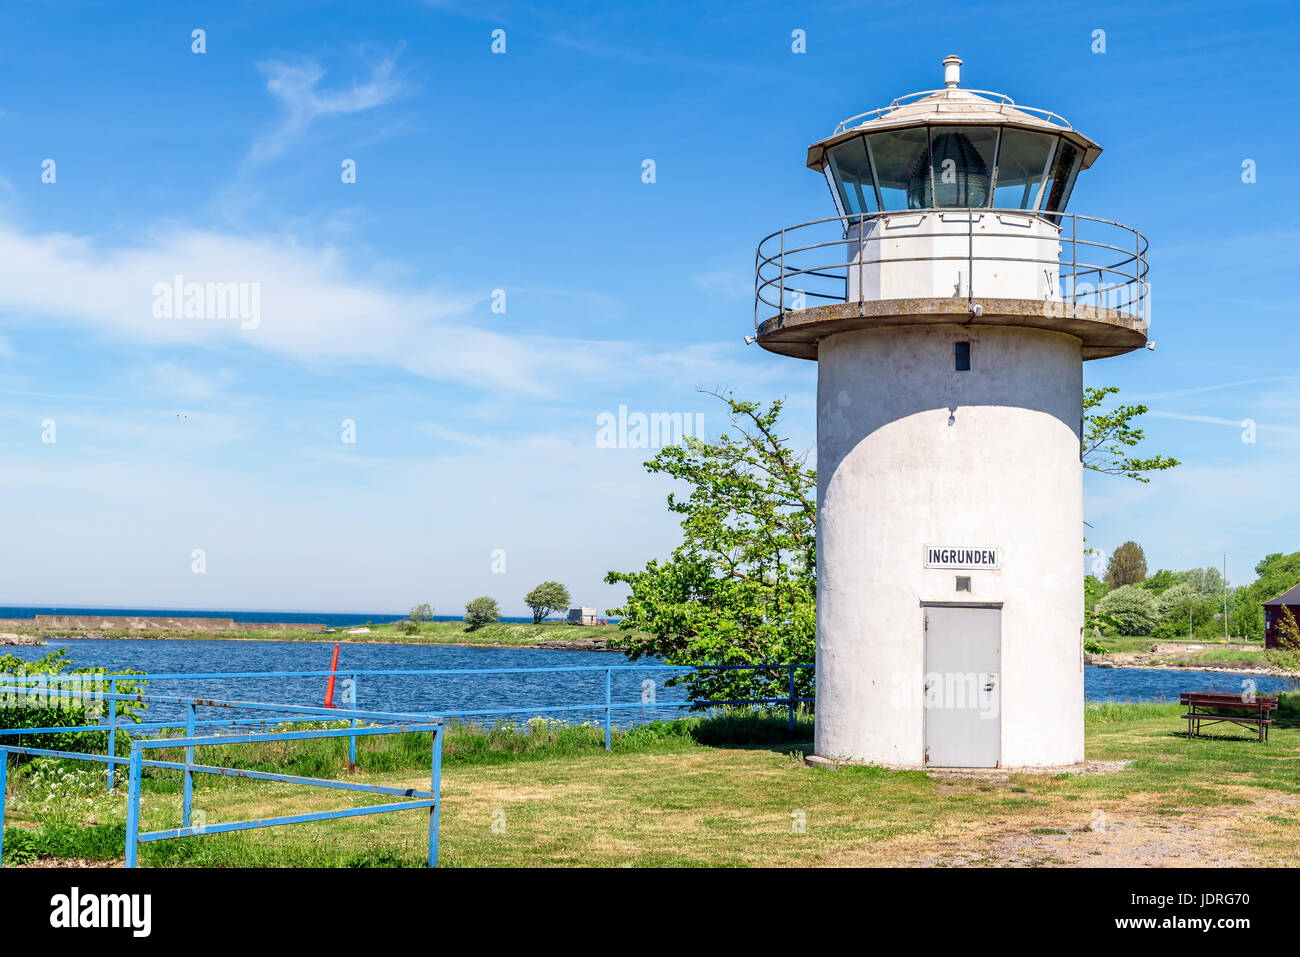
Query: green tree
[
  {"left": 1083, "top": 574, "right": 1110, "bottom": 610},
  {"left": 1104, "top": 541, "right": 1148, "bottom": 588},
  {"left": 464, "top": 597, "right": 500, "bottom": 629},
  {"left": 409, "top": 603, "right": 434, "bottom": 622},
  {"left": 1250, "top": 552, "right": 1300, "bottom": 604},
  {"left": 605, "top": 392, "right": 816, "bottom": 706},
  {"left": 1156, "top": 582, "right": 1197, "bottom": 622},
  {"left": 1097, "top": 584, "right": 1159, "bottom": 636},
  {"left": 1230, "top": 587, "right": 1264, "bottom": 640},
  {"left": 1082, "top": 386, "right": 1180, "bottom": 482},
  {"left": 523, "top": 581, "right": 571, "bottom": 624},
  {"left": 1178, "top": 566, "right": 1225, "bottom": 600},
  {"left": 1139, "top": 569, "right": 1180, "bottom": 595}
]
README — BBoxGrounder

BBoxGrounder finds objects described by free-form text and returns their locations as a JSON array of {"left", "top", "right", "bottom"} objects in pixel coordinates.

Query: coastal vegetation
[
  {"left": 3, "top": 699, "right": 1298, "bottom": 868},
  {"left": 524, "top": 582, "right": 571, "bottom": 624},
  {"left": 464, "top": 597, "right": 502, "bottom": 629}
]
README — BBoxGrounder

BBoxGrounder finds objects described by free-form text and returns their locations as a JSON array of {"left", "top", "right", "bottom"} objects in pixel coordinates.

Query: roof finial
[{"left": 943, "top": 55, "right": 962, "bottom": 89}]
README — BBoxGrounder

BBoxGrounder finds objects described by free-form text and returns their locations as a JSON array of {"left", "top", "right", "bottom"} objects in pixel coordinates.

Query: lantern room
[{"left": 810, "top": 56, "right": 1100, "bottom": 219}]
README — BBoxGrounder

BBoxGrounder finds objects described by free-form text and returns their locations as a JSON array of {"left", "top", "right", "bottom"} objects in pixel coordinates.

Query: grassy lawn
[{"left": 4, "top": 700, "right": 1299, "bottom": 868}]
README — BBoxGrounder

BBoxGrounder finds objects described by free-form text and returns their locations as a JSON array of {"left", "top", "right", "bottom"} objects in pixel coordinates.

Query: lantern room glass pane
[
  {"left": 865, "top": 128, "right": 931, "bottom": 210},
  {"left": 928, "top": 126, "right": 998, "bottom": 208},
  {"left": 992, "top": 129, "right": 1056, "bottom": 210},
  {"left": 1043, "top": 139, "right": 1082, "bottom": 213},
  {"left": 826, "top": 136, "right": 878, "bottom": 217}
]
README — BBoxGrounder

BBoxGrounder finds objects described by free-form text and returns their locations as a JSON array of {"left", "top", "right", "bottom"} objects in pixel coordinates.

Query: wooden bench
[{"left": 1180, "top": 691, "right": 1278, "bottom": 742}]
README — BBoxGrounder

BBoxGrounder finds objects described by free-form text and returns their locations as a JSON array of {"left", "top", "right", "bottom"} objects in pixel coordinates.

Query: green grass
[{"left": 4, "top": 703, "right": 1298, "bottom": 868}]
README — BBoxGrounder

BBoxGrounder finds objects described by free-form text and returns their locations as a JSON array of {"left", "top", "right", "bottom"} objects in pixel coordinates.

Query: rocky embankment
[
  {"left": 536, "top": 635, "right": 610, "bottom": 652},
  {"left": 0, "top": 632, "right": 44, "bottom": 646}
]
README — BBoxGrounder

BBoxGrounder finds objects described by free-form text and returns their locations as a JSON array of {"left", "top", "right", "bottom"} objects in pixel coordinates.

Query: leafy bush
[
  {"left": 1083, "top": 638, "right": 1110, "bottom": 655},
  {"left": 0, "top": 650, "right": 146, "bottom": 756},
  {"left": 409, "top": 603, "right": 434, "bottom": 622},
  {"left": 464, "top": 597, "right": 500, "bottom": 629},
  {"left": 1097, "top": 584, "right": 1159, "bottom": 636}
]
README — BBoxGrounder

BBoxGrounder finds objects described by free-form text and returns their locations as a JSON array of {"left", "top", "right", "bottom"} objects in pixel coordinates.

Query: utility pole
[{"left": 1223, "top": 552, "right": 1230, "bottom": 646}]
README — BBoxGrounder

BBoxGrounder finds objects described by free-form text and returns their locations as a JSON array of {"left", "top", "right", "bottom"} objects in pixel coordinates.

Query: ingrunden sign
[{"left": 924, "top": 546, "right": 1000, "bottom": 570}]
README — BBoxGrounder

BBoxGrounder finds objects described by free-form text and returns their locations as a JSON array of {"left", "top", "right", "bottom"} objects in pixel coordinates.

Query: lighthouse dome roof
[{"left": 807, "top": 56, "right": 1101, "bottom": 173}]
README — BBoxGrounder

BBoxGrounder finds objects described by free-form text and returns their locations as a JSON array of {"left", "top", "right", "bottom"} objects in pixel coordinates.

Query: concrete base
[{"left": 805, "top": 754, "right": 1124, "bottom": 776}]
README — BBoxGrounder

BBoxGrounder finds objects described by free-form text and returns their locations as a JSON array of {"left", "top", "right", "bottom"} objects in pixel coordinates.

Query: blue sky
[{"left": 0, "top": 0, "right": 1296, "bottom": 615}]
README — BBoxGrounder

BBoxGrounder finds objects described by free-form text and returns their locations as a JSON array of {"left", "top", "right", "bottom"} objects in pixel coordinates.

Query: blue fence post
[
  {"left": 182, "top": 702, "right": 195, "bottom": 828},
  {"left": 428, "top": 725, "right": 442, "bottom": 868},
  {"left": 788, "top": 665, "right": 796, "bottom": 733},
  {"left": 0, "top": 747, "right": 8, "bottom": 866},
  {"left": 349, "top": 673, "right": 358, "bottom": 771},
  {"left": 106, "top": 676, "right": 117, "bottom": 792},
  {"left": 604, "top": 669, "right": 612, "bottom": 750},
  {"left": 125, "top": 746, "right": 142, "bottom": 868}
]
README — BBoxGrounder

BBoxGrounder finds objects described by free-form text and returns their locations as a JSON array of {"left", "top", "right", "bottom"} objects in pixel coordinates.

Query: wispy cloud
[
  {"left": 0, "top": 219, "right": 787, "bottom": 398},
  {"left": 244, "top": 48, "right": 408, "bottom": 168},
  {"left": 1148, "top": 410, "right": 1300, "bottom": 436}
]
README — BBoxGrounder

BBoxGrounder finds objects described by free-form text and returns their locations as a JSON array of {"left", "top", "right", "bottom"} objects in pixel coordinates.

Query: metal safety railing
[
  {"left": 0, "top": 687, "right": 443, "bottom": 868},
  {"left": 832, "top": 88, "right": 1076, "bottom": 135},
  {"left": 754, "top": 208, "right": 1148, "bottom": 328},
  {"left": 4, "top": 662, "right": 815, "bottom": 763},
  {"left": 0, "top": 662, "right": 813, "bottom": 866}
]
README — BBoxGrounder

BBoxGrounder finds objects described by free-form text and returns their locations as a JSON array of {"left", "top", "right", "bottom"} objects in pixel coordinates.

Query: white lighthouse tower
[{"left": 754, "top": 56, "right": 1148, "bottom": 768}]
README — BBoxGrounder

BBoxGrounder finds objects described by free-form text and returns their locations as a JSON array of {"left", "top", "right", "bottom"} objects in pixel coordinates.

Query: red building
[{"left": 1263, "top": 582, "right": 1300, "bottom": 649}]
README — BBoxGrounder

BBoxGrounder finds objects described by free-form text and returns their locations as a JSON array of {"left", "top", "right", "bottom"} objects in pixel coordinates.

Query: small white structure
[
  {"left": 566, "top": 607, "right": 600, "bottom": 626},
  {"left": 754, "top": 56, "right": 1149, "bottom": 768}
]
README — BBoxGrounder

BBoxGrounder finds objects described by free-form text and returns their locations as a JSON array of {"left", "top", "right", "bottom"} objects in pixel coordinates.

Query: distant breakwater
[{"left": 0, "top": 615, "right": 325, "bottom": 633}]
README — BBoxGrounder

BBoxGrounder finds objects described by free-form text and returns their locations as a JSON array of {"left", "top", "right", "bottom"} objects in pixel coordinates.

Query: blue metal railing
[
  {"left": 0, "top": 687, "right": 443, "bottom": 868},
  {"left": 2, "top": 662, "right": 816, "bottom": 763},
  {"left": 0, "top": 662, "right": 813, "bottom": 867}
]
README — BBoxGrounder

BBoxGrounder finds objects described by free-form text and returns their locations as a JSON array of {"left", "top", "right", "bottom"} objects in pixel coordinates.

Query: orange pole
[{"left": 324, "top": 643, "right": 340, "bottom": 707}]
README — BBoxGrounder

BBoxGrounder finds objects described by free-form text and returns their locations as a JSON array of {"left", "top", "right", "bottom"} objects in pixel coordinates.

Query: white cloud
[
  {"left": 0, "top": 218, "right": 802, "bottom": 400},
  {"left": 246, "top": 50, "right": 408, "bottom": 167}
]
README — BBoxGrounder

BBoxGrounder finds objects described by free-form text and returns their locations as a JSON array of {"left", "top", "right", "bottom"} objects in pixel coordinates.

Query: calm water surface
[{"left": 4, "top": 639, "right": 1293, "bottom": 725}]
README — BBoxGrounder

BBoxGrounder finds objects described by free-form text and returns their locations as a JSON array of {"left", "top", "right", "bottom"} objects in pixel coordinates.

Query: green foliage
[
  {"left": 1231, "top": 588, "right": 1265, "bottom": 640},
  {"left": 1083, "top": 638, "right": 1110, "bottom": 655},
  {"left": 1251, "top": 552, "right": 1300, "bottom": 604},
  {"left": 1082, "top": 386, "right": 1180, "bottom": 483},
  {"left": 1156, "top": 582, "right": 1197, "bottom": 621},
  {"left": 0, "top": 650, "right": 146, "bottom": 756},
  {"left": 409, "top": 603, "right": 434, "bottom": 622},
  {"left": 1139, "top": 569, "right": 1180, "bottom": 595},
  {"left": 1178, "top": 566, "right": 1226, "bottom": 599},
  {"left": 464, "top": 596, "right": 501, "bottom": 629},
  {"left": 1083, "top": 574, "right": 1110, "bottom": 610},
  {"left": 605, "top": 391, "right": 816, "bottom": 706},
  {"left": 1104, "top": 540, "right": 1148, "bottom": 588},
  {"left": 1097, "top": 584, "right": 1159, "bottom": 636},
  {"left": 523, "top": 581, "right": 571, "bottom": 624}
]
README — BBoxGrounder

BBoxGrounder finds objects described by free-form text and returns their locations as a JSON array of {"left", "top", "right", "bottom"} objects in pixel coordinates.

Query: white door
[{"left": 924, "top": 605, "right": 1001, "bottom": 767}]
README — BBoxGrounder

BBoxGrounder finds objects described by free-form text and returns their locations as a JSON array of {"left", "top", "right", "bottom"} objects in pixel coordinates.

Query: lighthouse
[{"left": 754, "top": 56, "right": 1148, "bottom": 768}]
